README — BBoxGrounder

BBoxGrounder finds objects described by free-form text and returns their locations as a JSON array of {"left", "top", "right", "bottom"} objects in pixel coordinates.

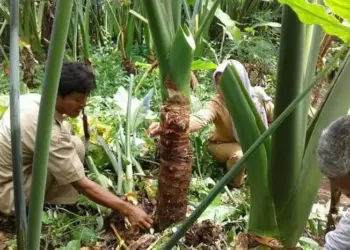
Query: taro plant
[
  {"left": 161, "top": 0, "right": 350, "bottom": 248},
  {"left": 142, "top": 0, "right": 196, "bottom": 230}
]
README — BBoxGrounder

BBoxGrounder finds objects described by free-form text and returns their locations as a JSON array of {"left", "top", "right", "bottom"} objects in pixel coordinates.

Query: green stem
[
  {"left": 26, "top": 1, "right": 73, "bottom": 249},
  {"left": 131, "top": 155, "right": 145, "bottom": 175},
  {"left": 142, "top": 0, "right": 173, "bottom": 71},
  {"left": 9, "top": 0, "right": 27, "bottom": 248},
  {"left": 160, "top": 43, "right": 349, "bottom": 250},
  {"left": 125, "top": 75, "right": 135, "bottom": 193},
  {"left": 77, "top": 1, "right": 91, "bottom": 63},
  {"left": 97, "top": 135, "right": 124, "bottom": 195},
  {"left": 116, "top": 136, "right": 124, "bottom": 195},
  {"left": 0, "top": 19, "right": 7, "bottom": 37},
  {"left": 72, "top": 0, "right": 79, "bottom": 60}
]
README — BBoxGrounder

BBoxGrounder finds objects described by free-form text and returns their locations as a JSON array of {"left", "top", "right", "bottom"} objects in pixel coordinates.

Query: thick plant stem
[
  {"left": 9, "top": 0, "right": 27, "bottom": 248},
  {"left": 156, "top": 93, "right": 193, "bottom": 230},
  {"left": 26, "top": 1, "right": 73, "bottom": 249},
  {"left": 161, "top": 44, "right": 348, "bottom": 249}
]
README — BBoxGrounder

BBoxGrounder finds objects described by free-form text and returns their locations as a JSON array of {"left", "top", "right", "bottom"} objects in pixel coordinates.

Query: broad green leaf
[
  {"left": 279, "top": 0, "right": 350, "bottom": 43},
  {"left": 113, "top": 86, "right": 155, "bottom": 127},
  {"left": 214, "top": 7, "right": 241, "bottom": 40},
  {"left": 166, "top": 26, "right": 195, "bottom": 98},
  {"left": 324, "top": 0, "right": 350, "bottom": 24},
  {"left": 191, "top": 60, "right": 217, "bottom": 70},
  {"left": 132, "top": 88, "right": 154, "bottom": 132},
  {"left": 198, "top": 205, "right": 237, "bottom": 223},
  {"left": 284, "top": 52, "right": 350, "bottom": 246},
  {"left": 220, "top": 66, "right": 278, "bottom": 237}
]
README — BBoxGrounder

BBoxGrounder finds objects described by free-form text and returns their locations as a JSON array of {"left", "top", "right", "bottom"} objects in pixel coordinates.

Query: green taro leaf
[
  {"left": 279, "top": 0, "right": 350, "bottom": 43},
  {"left": 324, "top": 0, "right": 350, "bottom": 24}
]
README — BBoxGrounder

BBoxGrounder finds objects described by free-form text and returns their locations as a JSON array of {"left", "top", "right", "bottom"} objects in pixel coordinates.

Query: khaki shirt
[
  {"left": 0, "top": 94, "right": 85, "bottom": 215},
  {"left": 190, "top": 94, "right": 274, "bottom": 143}
]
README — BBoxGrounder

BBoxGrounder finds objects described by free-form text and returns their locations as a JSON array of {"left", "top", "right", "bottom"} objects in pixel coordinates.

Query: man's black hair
[{"left": 58, "top": 61, "right": 96, "bottom": 97}]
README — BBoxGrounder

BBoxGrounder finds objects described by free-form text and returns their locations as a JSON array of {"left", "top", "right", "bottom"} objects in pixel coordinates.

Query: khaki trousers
[
  {"left": 207, "top": 141, "right": 245, "bottom": 187},
  {"left": 44, "top": 136, "right": 85, "bottom": 205}
]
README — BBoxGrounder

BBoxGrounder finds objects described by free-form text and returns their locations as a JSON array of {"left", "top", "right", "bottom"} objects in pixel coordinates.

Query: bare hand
[
  {"left": 147, "top": 122, "right": 161, "bottom": 137},
  {"left": 126, "top": 206, "right": 154, "bottom": 230}
]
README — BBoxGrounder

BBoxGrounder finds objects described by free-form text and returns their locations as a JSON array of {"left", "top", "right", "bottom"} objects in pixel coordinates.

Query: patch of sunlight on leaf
[
  {"left": 324, "top": 0, "right": 350, "bottom": 24},
  {"left": 0, "top": 95, "right": 9, "bottom": 118},
  {"left": 279, "top": 0, "right": 350, "bottom": 43},
  {"left": 144, "top": 178, "right": 158, "bottom": 199},
  {"left": 126, "top": 192, "right": 138, "bottom": 205}
]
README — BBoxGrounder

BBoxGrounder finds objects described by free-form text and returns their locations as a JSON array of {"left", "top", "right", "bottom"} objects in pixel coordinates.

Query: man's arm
[
  {"left": 72, "top": 176, "right": 153, "bottom": 229},
  {"left": 148, "top": 98, "right": 218, "bottom": 136}
]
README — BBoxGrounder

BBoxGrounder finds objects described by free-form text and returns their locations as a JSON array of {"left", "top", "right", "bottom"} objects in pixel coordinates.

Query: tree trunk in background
[
  {"left": 156, "top": 86, "right": 193, "bottom": 230},
  {"left": 42, "top": 0, "right": 56, "bottom": 47}
]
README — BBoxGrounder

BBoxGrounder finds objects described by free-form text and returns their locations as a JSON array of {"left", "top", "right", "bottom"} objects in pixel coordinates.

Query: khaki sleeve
[
  {"left": 22, "top": 121, "right": 85, "bottom": 186},
  {"left": 190, "top": 98, "right": 218, "bottom": 132},
  {"left": 48, "top": 130, "right": 85, "bottom": 185}
]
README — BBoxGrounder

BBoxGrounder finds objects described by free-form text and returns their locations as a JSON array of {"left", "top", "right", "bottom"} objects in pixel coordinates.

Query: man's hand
[
  {"left": 147, "top": 122, "right": 161, "bottom": 137},
  {"left": 73, "top": 177, "right": 153, "bottom": 230},
  {"left": 125, "top": 205, "right": 153, "bottom": 230}
]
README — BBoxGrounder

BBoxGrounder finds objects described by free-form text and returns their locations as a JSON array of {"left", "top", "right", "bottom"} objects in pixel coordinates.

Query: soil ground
[
  {"left": 317, "top": 176, "right": 350, "bottom": 206},
  {"left": 1, "top": 177, "right": 349, "bottom": 250}
]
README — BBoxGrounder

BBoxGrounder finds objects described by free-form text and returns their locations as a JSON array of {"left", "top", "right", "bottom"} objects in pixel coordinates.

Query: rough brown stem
[{"left": 155, "top": 93, "right": 193, "bottom": 230}]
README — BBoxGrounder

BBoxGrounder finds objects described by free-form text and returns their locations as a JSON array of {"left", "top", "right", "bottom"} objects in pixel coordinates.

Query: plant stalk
[
  {"left": 26, "top": 1, "right": 73, "bottom": 249},
  {"left": 161, "top": 43, "right": 349, "bottom": 249},
  {"left": 9, "top": 0, "right": 27, "bottom": 248}
]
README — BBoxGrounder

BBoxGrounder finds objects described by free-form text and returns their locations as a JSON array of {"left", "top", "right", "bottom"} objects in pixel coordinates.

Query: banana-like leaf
[
  {"left": 279, "top": 0, "right": 350, "bottom": 43},
  {"left": 166, "top": 26, "right": 195, "bottom": 98},
  {"left": 213, "top": 4, "right": 241, "bottom": 40},
  {"left": 143, "top": 0, "right": 173, "bottom": 70},
  {"left": 113, "top": 86, "right": 155, "bottom": 132},
  {"left": 268, "top": 5, "right": 324, "bottom": 246},
  {"left": 195, "top": 0, "right": 220, "bottom": 40},
  {"left": 132, "top": 88, "right": 154, "bottom": 132},
  {"left": 220, "top": 66, "right": 278, "bottom": 237},
  {"left": 324, "top": 0, "right": 350, "bottom": 24},
  {"left": 283, "top": 52, "right": 350, "bottom": 246}
]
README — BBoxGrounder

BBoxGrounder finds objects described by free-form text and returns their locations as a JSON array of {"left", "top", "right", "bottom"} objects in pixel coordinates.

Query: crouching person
[
  {"left": 148, "top": 60, "right": 274, "bottom": 188},
  {"left": 0, "top": 62, "right": 153, "bottom": 230},
  {"left": 317, "top": 115, "right": 350, "bottom": 249}
]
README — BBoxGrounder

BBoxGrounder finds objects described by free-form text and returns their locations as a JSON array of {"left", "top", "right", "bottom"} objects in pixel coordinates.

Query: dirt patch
[
  {"left": 102, "top": 191, "right": 158, "bottom": 250},
  {"left": 184, "top": 220, "right": 222, "bottom": 247},
  {"left": 316, "top": 176, "right": 350, "bottom": 206}
]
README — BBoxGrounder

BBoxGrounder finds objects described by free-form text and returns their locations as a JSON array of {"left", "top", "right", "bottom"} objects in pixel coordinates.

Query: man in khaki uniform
[
  {"left": 148, "top": 60, "right": 274, "bottom": 187},
  {"left": 0, "top": 62, "right": 153, "bottom": 230}
]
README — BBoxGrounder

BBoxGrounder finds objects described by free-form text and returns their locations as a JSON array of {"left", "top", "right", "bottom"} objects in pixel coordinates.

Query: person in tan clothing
[
  {"left": 148, "top": 60, "right": 274, "bottom": 187},
  {"left": 0, "top": 62, "right": 153, "bottom": 230}
]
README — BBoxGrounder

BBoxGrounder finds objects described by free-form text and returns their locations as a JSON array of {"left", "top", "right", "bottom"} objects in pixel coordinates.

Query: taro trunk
[
  {"left": 142, "top": 0, "right": 195, "bottom": 230},
  {"left": 156, "top": 90, "right": 193, "bottom": 230}
]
